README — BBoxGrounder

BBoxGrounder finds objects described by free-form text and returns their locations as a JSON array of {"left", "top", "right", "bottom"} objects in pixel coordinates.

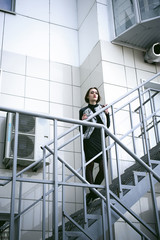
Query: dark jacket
[{"left": 79, "top": 104, "right": 110, "bottom": 139}]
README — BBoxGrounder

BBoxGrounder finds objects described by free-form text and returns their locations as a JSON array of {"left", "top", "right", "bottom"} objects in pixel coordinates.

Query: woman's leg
[
  {"left": 94, "top": 159, "right": 104, "bottom": 185},
  {"left": 86, "top": 161, "right": 94, "bottom": 186},
  {"left": 85, "top": 161, "right": 94, "bottom": 205}
]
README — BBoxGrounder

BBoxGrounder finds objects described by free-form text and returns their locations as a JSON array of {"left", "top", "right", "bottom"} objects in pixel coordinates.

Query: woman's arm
[{"left": 79, "top": 109, "right": 87, "bottom": 133}]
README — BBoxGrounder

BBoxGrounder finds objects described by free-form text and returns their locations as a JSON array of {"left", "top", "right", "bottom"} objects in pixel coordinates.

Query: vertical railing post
[
  {"left": 149, "top": 90, "right": 159, "bottom": 144},
  {"left": 62, "top": 141, "right": 66, "bottom": 239},
  {"left": 129, "top": 103, "right": 136, "bottom": 154},
  {"left": 152, "top": 96, "right": 160, "bottom": 142},
  {"left": 138, "top": 88, "right": 151, "bottom": 166},
  {"left": 138, "top": 108, "right": 146, "bottom": 155},
  {"left": 17, "top": 173, "right": 23, "bottom": 240},
  {"left": 108, "top": 136, "right": 113, "bottom": 182},
  {"left": 10, "top": 112, "right": 19, "bottom": 240},
  {"left": 101, "top": 127, "right": 113, "bottom": 240},
  {"left": 53, "top": 119, "right": 58, "bottom": 239},
  {"left": 101, "top": 199, "right": 107, "bottom": 240},
  {"left": 80, "top": 125, "right": 88, "bottom": 228},
  {"left": 111, "top": 106, "right": 122, "bottom": 197},
  {"left": 42, "top": 148, "right": 46, "bottom": 240},
  {"left": 149, "top": 173, "right": 160, "bottom": 237}
]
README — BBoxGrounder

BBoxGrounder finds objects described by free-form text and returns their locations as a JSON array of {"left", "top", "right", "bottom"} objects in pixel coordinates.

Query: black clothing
[
  {"left": 79, "top": 104, "right": 110, "bottom": 163},
  {"left": 79, "top": 104, "right": 110, "bottom": 194}
]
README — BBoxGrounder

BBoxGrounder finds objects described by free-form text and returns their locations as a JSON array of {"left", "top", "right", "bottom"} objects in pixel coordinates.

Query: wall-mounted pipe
[{"left": 144, "top": 42, "right": 160, "bottom": 63}]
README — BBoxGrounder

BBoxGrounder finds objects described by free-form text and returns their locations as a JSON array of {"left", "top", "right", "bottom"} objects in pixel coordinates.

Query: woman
[{"left": 79, "top": 87, "right": 110, "bottom": 205}]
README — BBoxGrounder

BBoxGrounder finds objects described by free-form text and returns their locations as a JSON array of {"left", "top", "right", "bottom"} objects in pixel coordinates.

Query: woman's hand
[
  {"left": 103, "top": 104, "right": 109, "bottom": 114},
  {"left": 82, "top": 114, "right": 88, "bottom": 120}
]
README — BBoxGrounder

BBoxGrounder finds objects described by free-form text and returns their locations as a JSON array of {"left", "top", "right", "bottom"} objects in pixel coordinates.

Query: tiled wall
[{"left": 0, "top": 0, "right": 160, "bottom": 239}]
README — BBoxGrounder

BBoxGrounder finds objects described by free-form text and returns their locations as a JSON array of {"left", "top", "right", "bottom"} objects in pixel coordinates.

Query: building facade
[{"left": 0, "top": 0, "right": 160, "bottom": 239}]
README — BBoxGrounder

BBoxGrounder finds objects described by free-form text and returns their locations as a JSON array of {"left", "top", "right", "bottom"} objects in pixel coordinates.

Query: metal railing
[{"left": 0, "top": 72, "right": 160, "bottom": 239}]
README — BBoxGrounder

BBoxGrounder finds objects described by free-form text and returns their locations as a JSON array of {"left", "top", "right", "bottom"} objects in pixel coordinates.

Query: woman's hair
[{"left": 85, "top": 87, "right": 101, "bottom": 103}]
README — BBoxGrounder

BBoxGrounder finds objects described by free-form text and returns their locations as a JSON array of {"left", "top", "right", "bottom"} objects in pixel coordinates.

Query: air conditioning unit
[{"left": 3, "top": 112, "right": 50, "bottom": 169}]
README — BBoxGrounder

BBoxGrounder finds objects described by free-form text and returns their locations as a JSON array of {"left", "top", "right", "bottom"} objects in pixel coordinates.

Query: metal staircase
[
  {"left": 48, "top": 142, "right": 160, "bottom": 240},
  {"left": 0, "top": 72, "right": 160, "bottom": 240}
]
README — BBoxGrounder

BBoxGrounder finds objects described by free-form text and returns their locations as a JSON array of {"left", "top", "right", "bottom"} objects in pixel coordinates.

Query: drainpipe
[{"left": 144, "top": 42, "right": 160, "bottom": 63}]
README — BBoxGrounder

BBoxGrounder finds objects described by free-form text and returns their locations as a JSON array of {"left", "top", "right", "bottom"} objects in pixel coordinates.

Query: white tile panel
[
  {"left": 102, "top": 61, "right": 126, "bottom": 87},
  {"left": 77, "top": 0, "right": 95, "bottom": 27},
  {"left": 89, "top": 42, "right": 101, "bottom": 72},
  {"left": 25, "top": 98, "right": 49, "bottom": 114},
  {"left": 50, "top": 25, "right": 79, "bottom": 66},
  {"left": 139, "top": 193, "right": 155, "bottom": 223},
  {"left": 26, "top": 57, "right": 49, "bottom": 80},
  {"left": 58, "top": 151, "right": 75, "bottom": 176},
  {"left": 81, "top": 79, "right": 91, "bottom": 106},
  {"left": 73, "top": 86, "right": 81, "bottom": 107},
  {"left": 0, "top": 198, "right": 11, "bottom": 212},
  {"left": 50, "top": 0, "right": 77, "bottom": 29},
  {"left": 2, "top": 51, "right": 26, "bottom": 75},
  {"left": 104, "top": 83, "right": 128, "bottom": 106},
  {"left": 80, "top": 42, "right": 101, "bottom": 85},
  {"left": 88, "top": 62, "right": 103, "bottom": 88},
  {"left": 97, "top": 3, "right": 110, "bottom": 41},
  {"left": 72, "top": 66, "right": 80, "bottom": 86},
  {"left": 21, "top": 200, "right": 43, "bottom": 230},
  {"left": 101, "top": 41, "right": 124, "bottom": 65},
  {"left": 21, "top": 230, "right": 42, "bottom": 240},
  {"left": 3, "top": 14, "right": 49, "bottom": 60},
  {"left": 0, "top": 94, "right": 24, "bottom": 109},
  {"left": 25, "top": 77, "right": 49, "bottom": 101},
  {"left": 0, "top": 93, "right": 24, "bottom": 109},
  {"left": 50, "top": 62, "right": 72, "bottom": 84},
  {"left": 50, "top": 82, "right": 72, "bottom": 105},
  {"left": 125, "top": 67, "right": 137, "bottom": 88},
  {"left": 50, "top": 102, "right": 73, "bottom": 119},
  {"left": 136, "top": 70, "right": 157, "bottom": 85},
  {"left": 80, "top": 55, "right": 91, "bottom": 84},
  {"left": 16, "top": 0, "right": 49, "bottom": 21},
  {"left": 1, "top": 72, "right": 25, "bottom": 97},
  {"left": 97, "top": 0, "right": 107, "bottom": 4},
  {"left": 73, "top": 106, "right": 80, "bottom": 120},
  {"left": 114, "top": 221, "right": 141, "bottom": 240},
  {"left": 123, "top": 47, "right": 135, "bottom": 68},
  {"left": 79, "top": 3, "right": 99, "bottom": 64}
]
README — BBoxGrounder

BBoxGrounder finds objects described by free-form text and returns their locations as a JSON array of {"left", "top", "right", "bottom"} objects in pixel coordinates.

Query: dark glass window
[
  {"left": 112, "top": 0, "right": 136, "bottom": 36},
  {"left": 0, "top": 0, "right": 15, "bottom": 12},
  {"left": 139, "top": 0, "right": 160, "bottom": 20}
]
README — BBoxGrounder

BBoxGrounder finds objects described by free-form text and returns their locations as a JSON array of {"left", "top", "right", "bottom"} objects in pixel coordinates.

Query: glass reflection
[
  {"left": 112, "top": 0, "right": 136, "bottom": 36},
  {"left": 0, "top": 0, "right": 12, "bottom": 12},
  {"left": 139, "top": 0, "right": 160, "bottom": 20}
]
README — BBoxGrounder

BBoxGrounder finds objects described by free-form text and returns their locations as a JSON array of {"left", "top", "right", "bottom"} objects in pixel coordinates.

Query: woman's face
[{"left": 88, "top": 88, "right": 99, "bottom": 103}]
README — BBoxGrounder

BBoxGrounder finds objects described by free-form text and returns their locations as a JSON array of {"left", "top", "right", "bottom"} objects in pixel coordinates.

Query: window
[
  {"left": 112, "top": 0, "right": 136, "bottom": 35},
  {"left": 0, "top": 0, "right": 15, "bottom": 13},
  {"left": 139, "top": 0, "right": 160, "bottom": 20}
]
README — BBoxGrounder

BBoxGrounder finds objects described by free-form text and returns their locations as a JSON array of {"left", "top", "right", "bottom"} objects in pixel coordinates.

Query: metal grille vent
[
  {"left": 10, "top": 134, "right": 35, "bottom": 159},
  {"left": 12, "top": 114, "right": 35, "bottom": 134}
]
